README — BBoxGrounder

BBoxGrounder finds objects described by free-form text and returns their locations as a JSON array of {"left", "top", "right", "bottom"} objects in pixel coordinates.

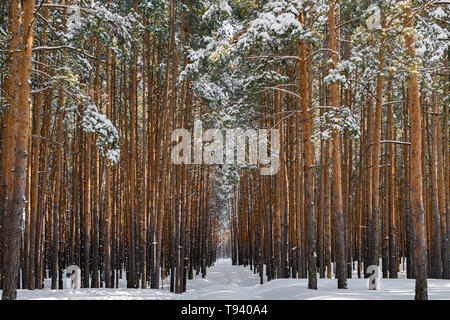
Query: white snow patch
[{"left": 5, "top": 260, "right": 450, "bottom": 300}]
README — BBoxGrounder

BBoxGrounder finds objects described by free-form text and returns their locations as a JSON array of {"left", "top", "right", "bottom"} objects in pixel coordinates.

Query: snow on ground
[{"left": 5, "top": 259, "right": 450, "bottom": 300}]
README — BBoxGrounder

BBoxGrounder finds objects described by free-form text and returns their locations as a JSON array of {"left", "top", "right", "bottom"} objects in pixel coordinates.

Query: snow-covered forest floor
[{"left": 4, "top": 259, "right": 450, "bottom": 300}]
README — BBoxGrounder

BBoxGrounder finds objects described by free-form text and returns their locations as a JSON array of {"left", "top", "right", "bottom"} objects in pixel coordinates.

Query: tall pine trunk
[
  {"left": 403, "top": 1, "right": 428, "bottom": 300},
  {"left": 328, "top": 0, "right": 347, "bottom": 289},
  {"left": 1, "top": 0, "right": 35, "bottom": 300}
]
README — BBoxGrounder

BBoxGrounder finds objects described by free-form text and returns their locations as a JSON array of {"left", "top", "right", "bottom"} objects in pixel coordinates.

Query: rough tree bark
[
  {"left": 328, "top": 0, "right": 347, "bottom": 289},
  {"left": 403, "top": 1, "right": 428, "bottom": 300},
  {"left": 1, "top": 0, "right": 35, "bottom": 300}
]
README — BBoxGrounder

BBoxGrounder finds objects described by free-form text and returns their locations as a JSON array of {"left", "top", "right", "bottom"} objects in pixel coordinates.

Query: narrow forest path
[
  {"left": 7, "top": 259, "right": 450, "bottom": 300},
  {"left": 179, "top": 259, "right": 262, "bottom": 299}
]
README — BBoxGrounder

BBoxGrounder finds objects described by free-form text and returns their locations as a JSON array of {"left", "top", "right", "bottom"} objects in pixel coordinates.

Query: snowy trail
[
  {"left": 7, "top": 259, "right": 450, "bottom": 300},
  {"left": 180, "top": 259, "right": 262, "bottom": 300}
]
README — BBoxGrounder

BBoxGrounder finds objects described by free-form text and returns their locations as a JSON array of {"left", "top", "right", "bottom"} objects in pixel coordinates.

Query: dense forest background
[{"left": 0, "top": 0, "right": 448, "bottom": 300}]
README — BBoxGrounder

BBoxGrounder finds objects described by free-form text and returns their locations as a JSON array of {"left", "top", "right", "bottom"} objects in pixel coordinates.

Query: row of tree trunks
[
  {"left": 230, "top": 1, "right": 447, "bottom": 301},
  {"left": 0, "top": 0, "right": 220, "bottom": 297},
  {"left": 0, "top": 0, "right": 447, "bottom": 303}
]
